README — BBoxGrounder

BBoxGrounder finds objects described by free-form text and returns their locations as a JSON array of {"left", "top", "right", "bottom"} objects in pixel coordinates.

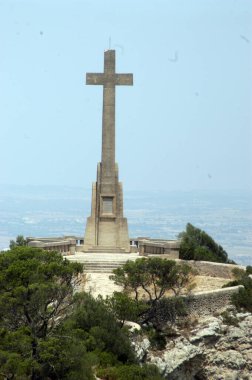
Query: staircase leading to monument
[
  {"left": 84, "top": 246, "right": 129, "bottom": 254},
  {"left": 65, "top": 252, "right": 140, "bottom": 273}
]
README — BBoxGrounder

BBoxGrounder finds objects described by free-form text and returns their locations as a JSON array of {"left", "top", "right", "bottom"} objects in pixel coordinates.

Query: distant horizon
[
  {"left": 1, "top": 183, "right": 252, "bottom": 193},
  {"left": 0, "top": 184, "right": 251, "bottom": 265}
]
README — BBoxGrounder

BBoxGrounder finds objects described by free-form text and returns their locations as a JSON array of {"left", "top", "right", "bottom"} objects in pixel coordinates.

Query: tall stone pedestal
[{"left": 84, "top": 163, "right": 130, "bottom": 252}]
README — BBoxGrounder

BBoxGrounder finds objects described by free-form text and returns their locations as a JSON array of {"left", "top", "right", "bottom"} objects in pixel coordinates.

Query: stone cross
[
  {"left": 86, "top": 50, "right": 133, "bottom": 181},
  {"left": 84, "top": 50, "right": 132, "bottom": 252}
]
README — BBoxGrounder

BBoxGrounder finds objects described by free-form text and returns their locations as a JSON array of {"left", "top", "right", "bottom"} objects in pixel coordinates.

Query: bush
[
  {"left": 110, "top": 258, "right": 194, "bottom": 329},
  {"left": 9, "top": 235, "right": 27, "bottom": 249},
  {"left": 221, "top": 311, "right": 239, "bottom": 326},
  {"left": 178, "top": 223, "right": 230, "bottom": 263},
  {"left": 64, "top": 293, "right": 136, "bottom": 365},
  {"left": 222, "top": 280, "right": 239, "bottom": 288},
  {"left": 194, "top": 246, "right": 217, "bottom": 262},
  {"left": 145, "top": 327, "right": 167, "bottom": 350},
  {"left": 96, "top": 364, "right": 164, "bottom": 380},
  {"left": 232, "top": 286, "right": 252, "bottom": 312},
  {"left": 246, "top": 266, "right": 252, "bottom": 275},
  {"left": 140, "top": 297, "right": 187, "bottom": 328},
  {"left": 0, "top": 247, "right": 86, "bottom": 380},
  {"left": 105, "top": 292, "right": 147, "bottom": 327},
  {"left": 225, "top": 267, "right": 252, "bottom": 312}
]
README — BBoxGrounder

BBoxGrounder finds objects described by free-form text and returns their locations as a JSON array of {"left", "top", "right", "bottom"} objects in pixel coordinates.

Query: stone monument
[{"left": 83, "top": 50, "right": 133, "bottom": 253}]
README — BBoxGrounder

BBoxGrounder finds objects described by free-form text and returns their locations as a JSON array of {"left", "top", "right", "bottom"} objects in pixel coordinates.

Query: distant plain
[{"left": 0, "top": 185, "right": 251, "bottom": 265}]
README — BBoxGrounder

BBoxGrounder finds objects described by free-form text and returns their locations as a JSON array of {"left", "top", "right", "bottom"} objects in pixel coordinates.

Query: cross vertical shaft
[
  {"left": 102, "top": 50, "right": 116, "bottom": 181},
  {"left": 86, "top": 50, "right": 133, "bottom": 183}
]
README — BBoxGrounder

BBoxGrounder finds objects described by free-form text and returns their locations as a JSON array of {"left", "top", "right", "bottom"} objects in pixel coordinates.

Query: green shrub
[
  {"left": 105, "top": 292, "right": 147, "bottom": 327},
  {"left": 145, "top": 327, "right": 166, "bottom": 350},
  {"left": 222, "top": 280, "right": 239, "bottom": 288},
  {"left": 95, "top": 351, "right": 120, "bottom": 368},
  {"left": 221, "top": 311, "right": 239, "bottom": 326},
  {"left": 96, "top": 364, "right": 164, "bottom": 380},
  {"left": 65, "top": 293, "right": 136, "bottom": 365},
  {"left": 226, "top": 267, "right": 252, "bottom": 312},
  {"left": 178, "top": 223, "right": 230, "bottom": 263},
  {"left": 9, "top": 235, "right": 27, "bottom": 249},
  {"left": 232, "top": 287, "right": 252, "bottom": 313},
  {"left": 246, "top": 265, "right": 252, "bottom": 275},
  {"left": 194, "top": 246, "right": 217, "bottom": 262}
]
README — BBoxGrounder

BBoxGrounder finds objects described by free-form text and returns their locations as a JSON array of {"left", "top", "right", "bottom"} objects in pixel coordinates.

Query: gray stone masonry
[
  {"left": 183, "top": 285, "right": 244, "bottom": 317},
  {"left": 84, "top": 50, "right": 133, "bottom": 253}
]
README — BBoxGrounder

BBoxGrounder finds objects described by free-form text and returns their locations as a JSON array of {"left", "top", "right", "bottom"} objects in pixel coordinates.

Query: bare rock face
[
  {"left": 189, "top": 316, "right": 221, "bottom": 343},
  {"left": 131, "top": 311, "right": 252, "bottom": 379},
  {"left": 147, "top": 338, "right": 204, "bottom": 380},
  {"left": 203, "top": 313, "right": 252, "bottom": 380},
  {"left": 131, "top": 336, "right": 151, "bottom": 362}
]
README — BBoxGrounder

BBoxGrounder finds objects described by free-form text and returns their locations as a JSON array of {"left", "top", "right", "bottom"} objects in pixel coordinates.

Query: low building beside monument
[
  {"left": 26, "top": 236, "right": 180, "bottom": 258},
  {"left": 135, "top": 238, "right": 180, "bottom": 258},
  {"left": 26, "top": 236, "right": 81, "bottom": 255}
]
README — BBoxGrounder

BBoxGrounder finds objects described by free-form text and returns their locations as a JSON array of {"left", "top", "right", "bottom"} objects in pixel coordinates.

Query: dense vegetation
[
  {"left": 178, "top": 223, "right": 234, "bottom": 263},
  {"left": 9, "top": 235, "right": 27, "bottom": 249},
  {"left": 0, "top": 247, "right": 196, "bottom": 379},
  {"left": 0, "top": 247, "right": 154, "bottom": 380},
  {"left": 110, "top": 258, "right": 194, "bottom": 327},
  {"left": 223, "top": 266, "right": 252, "bottom": 312}
]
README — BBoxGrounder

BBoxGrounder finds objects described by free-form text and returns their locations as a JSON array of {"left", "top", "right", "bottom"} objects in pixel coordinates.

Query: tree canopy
[
  {"left": 178, "top": 223, "right": 232, "bottom": 263},
  {"left": 110, "top": 257, "right": 194, "bottom": 302},
  {"left": 0, "top": 246, "right": 84, "bottom": 379},
  {"left": 9, "top": 235, "right": 27, "bottom": 249},
  {"left": 65, "top": 292, "right": 135, "bottom": 365},
  {"left": 0, "top": 247, "right": 155, "bottom": 380},
  {"left": 110, "top": 258, "right": 194, "bottom": 327}
]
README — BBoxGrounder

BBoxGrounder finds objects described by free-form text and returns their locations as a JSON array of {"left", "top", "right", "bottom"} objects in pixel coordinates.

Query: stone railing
[
  {"left": 135, "top": 238, "right": 180, "bottom": 258},
  {"left": 27, "top": 236, "right": 77, "bottom": 255}
]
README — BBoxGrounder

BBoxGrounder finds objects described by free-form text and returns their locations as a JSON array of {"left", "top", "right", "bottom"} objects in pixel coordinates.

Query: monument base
[
  {"left": 84, "top": 163, "right": 130, "bottom": 253},
  {"left": 84, "top": 215, "right": 130, "bottom": 253}
]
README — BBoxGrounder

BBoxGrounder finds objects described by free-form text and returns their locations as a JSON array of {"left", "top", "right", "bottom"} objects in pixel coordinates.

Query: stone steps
[
  {"left": 83, "top": 263, "right": 126, "bottom": 273},
  {"left": 66, "top": 252, "right": 139, "bottom": 260},
  {"left": 84, "top": 246, "right": 128, "bottom": 254},
  {"left": 65, "top": 252, "right": 139, "bottom": 273}
]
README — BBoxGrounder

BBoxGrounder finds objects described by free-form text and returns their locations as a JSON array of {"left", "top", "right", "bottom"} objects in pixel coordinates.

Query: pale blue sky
[{"left": 0, "top": 0, "right": 251, "bottom": 191}]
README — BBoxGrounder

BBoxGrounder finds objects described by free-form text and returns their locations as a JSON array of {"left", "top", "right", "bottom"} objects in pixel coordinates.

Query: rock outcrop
[{"left": 131, "top": 310, "right": 252, "bottom": 379}]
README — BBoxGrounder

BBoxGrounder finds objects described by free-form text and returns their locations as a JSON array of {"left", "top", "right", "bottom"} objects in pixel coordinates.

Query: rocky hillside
[{"left": 132, "top": 308, "right": 252, "bottom": 380}]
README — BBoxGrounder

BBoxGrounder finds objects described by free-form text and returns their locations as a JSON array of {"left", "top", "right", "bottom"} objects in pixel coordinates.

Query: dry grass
[
  {"left": 77, "top": 272, "right": 231, "bottom": 299},
  {"left": 192, "top": 275, "right": 230, "bottom": 292},
  {"left": 124, "top": 275, "right": 231, "bottom": 300}
]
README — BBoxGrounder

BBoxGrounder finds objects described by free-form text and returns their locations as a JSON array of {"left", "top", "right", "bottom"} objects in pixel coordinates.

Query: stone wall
[
  {"left": 174, "top": 260, "right": 245, "bottom": 279},
  {"left": 141, "top": 286, "right": 243, "bottom": 326},
  {"left": 145, "top": 254, "right": 245, "bottom": 279},
  {"left": 183, "top": 285, "right": 243, "bottom": 317}
]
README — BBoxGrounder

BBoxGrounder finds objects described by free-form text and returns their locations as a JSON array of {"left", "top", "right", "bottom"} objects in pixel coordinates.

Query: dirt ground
[
  {"left": 77, "top": 273, "right": 231, "bottom": 298},
  {"left": 193, "top": 275, "right": 230, "bottom": 292}
]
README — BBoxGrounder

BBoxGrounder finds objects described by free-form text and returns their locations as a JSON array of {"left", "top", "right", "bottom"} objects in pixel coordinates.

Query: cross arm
[
  {"left": 86, "top": 73, "right": 133, "bottom": 86},
  {"left": 86, "top": 73, "right": 105, "bottom": 85},
  {"left": 115, "top": 74, "right": 133, "bottom": 86}
]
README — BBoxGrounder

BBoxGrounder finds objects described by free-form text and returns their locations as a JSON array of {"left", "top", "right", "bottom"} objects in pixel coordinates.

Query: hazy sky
[{"left": 0, "top": 0, "right": 251, "bottom": 191}]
